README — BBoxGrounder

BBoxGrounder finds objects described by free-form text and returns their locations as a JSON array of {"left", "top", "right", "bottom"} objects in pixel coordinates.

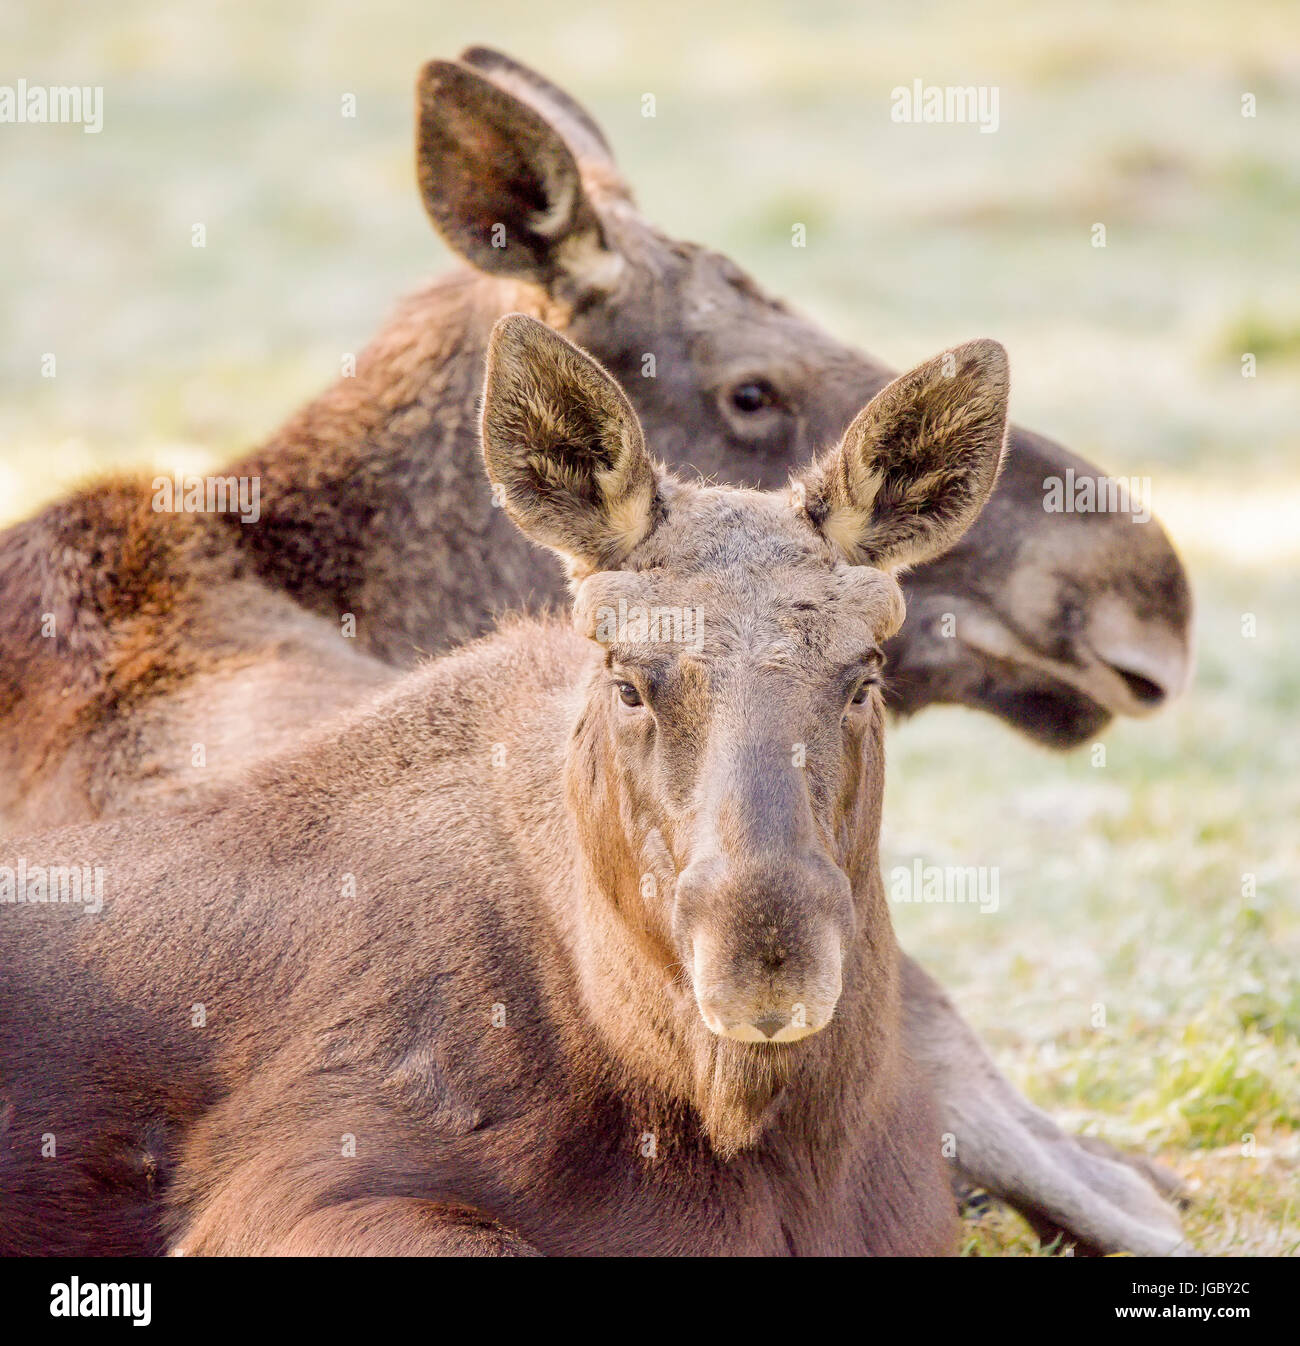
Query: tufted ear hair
[
  {"left": 795, "top": 340, "right": 1009, "bottom": 570},
  {"left": 481, "top": 314, "right": 659, "bottom": 579}
]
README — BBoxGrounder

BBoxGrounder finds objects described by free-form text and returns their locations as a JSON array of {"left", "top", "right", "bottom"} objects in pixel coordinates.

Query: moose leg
[
  {"left": 1072, "top": 1133, "right": 1189, "bottom": 1205},
  {"left": 270, "top": 1198, "right": 539, "bottom": 1256},
  {"left": 179, "top": 1198, "right": 539, "bottom": 1257},
  {"left": 900, "top": 954, "right": 1192, "bottom": 1256}
]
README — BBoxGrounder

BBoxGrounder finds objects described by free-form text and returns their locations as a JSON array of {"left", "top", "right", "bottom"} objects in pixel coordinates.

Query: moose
[
  {"left": 0, "top": 50, "right": 1191, "bottom": 1252},
  {"left": 0, "top": 317, "right": 1019, "bottom": 1255}
]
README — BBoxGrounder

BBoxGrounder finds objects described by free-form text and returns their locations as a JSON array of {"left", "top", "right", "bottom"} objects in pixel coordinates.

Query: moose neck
[
  {"left": 560, "top": 683, "right": 903, "bottom": 1161},
  {"left": 225, "top": 268, "right": 574, "bottom": 664}
]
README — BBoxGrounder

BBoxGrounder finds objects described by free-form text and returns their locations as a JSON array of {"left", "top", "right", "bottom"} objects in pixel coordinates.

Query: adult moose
[
  {"left": 0, "top": 318, "right": 1014, "bottom": 1255},
  {"left": 0, "top": 51, "right": 1191, "bottom": 1252}
]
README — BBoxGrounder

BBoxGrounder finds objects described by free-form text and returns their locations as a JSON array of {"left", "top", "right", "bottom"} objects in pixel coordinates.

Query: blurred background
[{"left": 3, "top": 0, "right": 1297, "bottom": 1252}]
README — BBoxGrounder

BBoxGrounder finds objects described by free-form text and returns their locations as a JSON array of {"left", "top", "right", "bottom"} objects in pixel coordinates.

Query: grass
[
  {"left": 884, "top": 551, "right": 1300, "bottom": 1253},
  {"left": 2, "top": 0, "right": 1296, "bottom": 1254}
]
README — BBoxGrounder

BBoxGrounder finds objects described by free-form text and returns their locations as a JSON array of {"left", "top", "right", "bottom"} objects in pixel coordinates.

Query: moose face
[
  {"left": 571, "top": 515, "right": 899, "bottom": 1044},
  {"left": 480, "top": 314, "right": 1008, "bottom": 1048}
]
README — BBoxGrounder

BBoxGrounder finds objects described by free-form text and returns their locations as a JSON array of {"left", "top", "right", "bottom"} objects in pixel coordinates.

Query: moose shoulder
[{"left": 0, "top": 318, "right": 1010, "bottom": 1256}]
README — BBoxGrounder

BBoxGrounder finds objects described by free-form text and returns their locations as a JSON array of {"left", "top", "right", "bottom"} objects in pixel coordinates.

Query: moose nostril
[
  {"left": 752, "top": 1011, "right": 788, "bottom": 1040},
  {"left": 1108, "top": 664, "right": 1167, "bottom": 707}
]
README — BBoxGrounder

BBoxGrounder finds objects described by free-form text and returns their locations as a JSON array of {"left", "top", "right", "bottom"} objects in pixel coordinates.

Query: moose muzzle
[{"left": 675, "top": 851, "right": 850, "bottom": 1045}]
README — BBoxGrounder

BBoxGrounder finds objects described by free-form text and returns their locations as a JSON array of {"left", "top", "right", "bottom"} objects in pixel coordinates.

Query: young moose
[{"left": 0, "top": 317, "right": 1011, "bottom": 1255}]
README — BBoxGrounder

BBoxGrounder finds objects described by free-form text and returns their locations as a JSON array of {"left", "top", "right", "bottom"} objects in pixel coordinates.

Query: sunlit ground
[{"left": 2, "top": 0, "right": 1296, "bottom": 1253}]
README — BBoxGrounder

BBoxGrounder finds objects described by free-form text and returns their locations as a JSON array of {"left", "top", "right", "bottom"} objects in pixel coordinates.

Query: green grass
[{"left": 2, "top": 0, "right": 1296, "bottom": 1254}]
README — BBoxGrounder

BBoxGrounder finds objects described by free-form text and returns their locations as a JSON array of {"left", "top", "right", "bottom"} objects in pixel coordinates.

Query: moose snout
[{"left": 676, "top": 853, "right": 850, "bottom": 1046}]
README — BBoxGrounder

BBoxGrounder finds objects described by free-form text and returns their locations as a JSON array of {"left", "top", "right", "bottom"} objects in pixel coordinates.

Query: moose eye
[
  {"left": 848, "top": 663, "right": 883, "bottom": 707},
  {"left": 617, "top": 681, "right": 644, "bottom": 708},
  {"left": 730, "top": 379, "right": 778, "bottom": 414}
]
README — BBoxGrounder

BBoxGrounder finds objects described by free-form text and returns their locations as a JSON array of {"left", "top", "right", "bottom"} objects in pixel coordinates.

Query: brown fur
[
  {"left": 0, "top": 323, "right": 1011, "bottom": 1256},
  {"left": 0, "top": 623, "right": 952, "bottom": 1256},
  {"left": 0, "top": 49, "right": 1193, "bottom": 1253}
]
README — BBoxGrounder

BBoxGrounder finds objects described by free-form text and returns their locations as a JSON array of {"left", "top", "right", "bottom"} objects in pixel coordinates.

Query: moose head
[{"left": 481, "top": 314, "right": 1007, "bottom": 1147}]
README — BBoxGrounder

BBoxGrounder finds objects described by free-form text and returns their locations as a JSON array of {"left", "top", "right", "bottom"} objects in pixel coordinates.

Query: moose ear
[
  {"left": 416, "top": 60, "right": 624, "bottom": 296},
  {"left": 796, "top": 340, "right": 1009, "bottom": 570},
  {"left": 457, "top": 46, "right": 620, "bottom": 172},
  {"left": 482, "top": 314, "right": 659, "bottom": 578}
]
